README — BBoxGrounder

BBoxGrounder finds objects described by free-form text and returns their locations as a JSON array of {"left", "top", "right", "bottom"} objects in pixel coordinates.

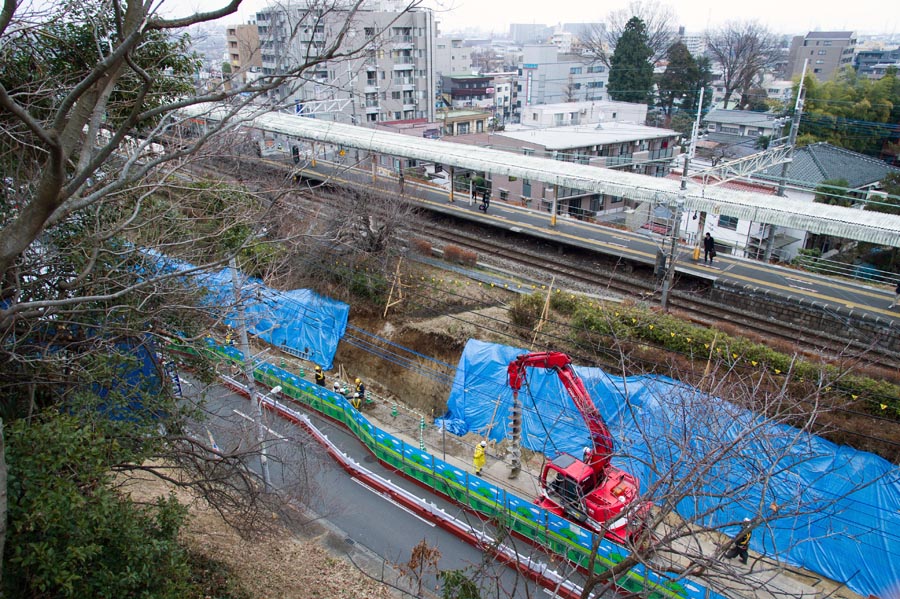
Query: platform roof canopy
[{"left": 181, "top": 104, "right": 900, "bottom": 247}]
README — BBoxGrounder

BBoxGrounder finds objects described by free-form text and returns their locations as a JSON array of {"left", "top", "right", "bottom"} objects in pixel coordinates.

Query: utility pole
[
  {"left": 659, "top": 197, "right": 685, "bottom": 311},
  {"left": 764, "top": 60, "right": 807, "bottom": 262},
  {"left": 660, "top": 87, "right": 701, "bottom": 309},
  {"left": 229, "top": 257, "right": 272, "bottom": 491}
]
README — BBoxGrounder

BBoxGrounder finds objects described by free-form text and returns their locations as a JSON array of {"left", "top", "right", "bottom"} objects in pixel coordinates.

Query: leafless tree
[
  {"left": 580, "top": 0, "right": 677, "bottom": 67},
  {"left": 705, "top": 21, "right": 781, "bottom": 110},
  {"left": 0, "top": 0, "right": 422, "bottom": 584}
]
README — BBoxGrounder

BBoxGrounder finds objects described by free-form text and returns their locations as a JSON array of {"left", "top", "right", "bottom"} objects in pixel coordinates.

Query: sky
[
  {"left": 181, "top": 0, "right": 899, "bottom": 37},
  {"left": 420, "top": 0, "right": 899, "bottom": 36}
]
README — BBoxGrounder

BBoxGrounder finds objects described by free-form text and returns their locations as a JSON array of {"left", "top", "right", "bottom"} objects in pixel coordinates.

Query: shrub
[
  {"left": 509, "top": 293, "right": 545, "bottom": 328},
  {"left": 411, "top": 238, "right": 432, "bottom": 256},
  {"left": 443, "top": 245, "right": 477, "bottom": 267}
]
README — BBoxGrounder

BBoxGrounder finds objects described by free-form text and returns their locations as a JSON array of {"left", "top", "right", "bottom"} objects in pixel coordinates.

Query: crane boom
[
  {"left": 507, "top": 352, "right": 614, "bottom": 464},
  {"left": 507, "top": 351, "right": 645, "bottom": 543}
]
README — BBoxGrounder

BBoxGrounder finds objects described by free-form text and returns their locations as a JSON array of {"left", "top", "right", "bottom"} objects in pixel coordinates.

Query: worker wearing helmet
[
  {"left": 314, "top": 365, "right": 326, "bottom": 387},
  {"left": 473, "top": 440, "right": 486, "bottom": 477},
  {"left": 351, "top": 377, "right": 365, "bottom": 410},
  {"left": 724, "top": 518, "right": 752, "bottom": 564}
]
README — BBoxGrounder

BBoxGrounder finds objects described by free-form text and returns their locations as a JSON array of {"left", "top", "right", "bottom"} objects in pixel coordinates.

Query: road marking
[
  {"left": 787, "top": 284, "right": 817, "bottom": 293},
  {"left": 232, "top": 409, "right": 286, "bottom": 440},
  {"left": 351, "top": 477, "right": 435, "bottom": 527},
  {"left": 206, "top": 428, "right": 220, "bottom": 452}
]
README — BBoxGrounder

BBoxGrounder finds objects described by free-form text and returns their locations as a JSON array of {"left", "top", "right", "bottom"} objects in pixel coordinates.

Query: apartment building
[
  {"left": 256, "top": 0, "right": 435, "bottom": 124},
  {"left": 452, "top": 122, "right": 679, "bottom": 219},
  {"left": 434, "top": 37, "right": 472, "bottom": 77},
  {"left": 854, "top": 46, "right": 900, "bottom": 79},
  {"left": 786, "top": 31, "right": 856, "bottom": 81},
  {"left": 517, "top": 45, "right": 609, "bottom": 121},
  {"left": 518, "top": 100, "right": 646, "bottom": 128},
  {"left": 225, "top": 23, "right": 262, "bottom": 84}
]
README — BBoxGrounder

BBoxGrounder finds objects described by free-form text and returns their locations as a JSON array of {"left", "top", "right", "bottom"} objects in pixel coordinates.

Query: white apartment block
[
  {"left": 434, "top": 37, "right": 472, "bottom": 77},
  {"left": 256, "top": 1, "right": 435, "bottom": 124},
  {"left": 518, "top": 100, "right": 646, "bottom": 128},
  {"left": 517, "top": 45, "right": 609, "bottom": 121}
]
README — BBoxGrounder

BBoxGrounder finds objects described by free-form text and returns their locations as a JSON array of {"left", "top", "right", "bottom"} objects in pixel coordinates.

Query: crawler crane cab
[{"left": 507, "top": 352, "right": 647, "bottom": 542}]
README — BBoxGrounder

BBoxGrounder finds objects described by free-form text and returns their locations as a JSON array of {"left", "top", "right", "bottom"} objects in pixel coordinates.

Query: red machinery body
[{"left": 508, "top": 352, "right": 644, "bottom": 542}]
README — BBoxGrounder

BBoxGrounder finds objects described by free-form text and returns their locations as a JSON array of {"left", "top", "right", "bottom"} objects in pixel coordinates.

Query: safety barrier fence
[{"left": 195, "top": 339, "right": 724, "bottom": 599}]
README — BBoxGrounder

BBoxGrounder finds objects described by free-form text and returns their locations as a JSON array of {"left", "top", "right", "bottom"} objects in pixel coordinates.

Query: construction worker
[
  {"left": 314, "top": 365, "right": 325, "bottom": 386},
  {"left": 351, "top": 377, "right": 365, "bottom": 410},
  {"left": 473, "top": 440, "right": 486, "bottom": 477},
  {"left": 724, "top": 518, "right": 752, "bottom": 564}
]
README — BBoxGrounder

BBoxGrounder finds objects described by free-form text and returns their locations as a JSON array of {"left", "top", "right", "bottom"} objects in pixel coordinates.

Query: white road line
[
  {"left": 232, "top": 409, "right": 287, "bottom": 440},
  {"left": 351, "top": 477, "right": 436, "bottom": 527},
  {"left": 787, "top": 284, "right": 817, "bottom": 293}
]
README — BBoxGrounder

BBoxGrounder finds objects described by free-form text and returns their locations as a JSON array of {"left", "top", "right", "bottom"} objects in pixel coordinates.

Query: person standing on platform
[
  {"left": 314, "top": 365, "right": 326, "bottom": 386},
  {"left": 703, "top": 233, "right": 716, "bottom": 264},
  {"left": 473, "top": 440, "right": 486, "bottom": 476},
  {"left": 890, "top": 281, "right": 900, "bottom": 308}
]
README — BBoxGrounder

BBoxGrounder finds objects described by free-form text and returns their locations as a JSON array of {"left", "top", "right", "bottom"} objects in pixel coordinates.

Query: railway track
[
  {"left": 421, "top": 218, "right": 900, "bottom": 371},
  {"left": 187, "top": 153, "right": 899, "bottom": 371}
]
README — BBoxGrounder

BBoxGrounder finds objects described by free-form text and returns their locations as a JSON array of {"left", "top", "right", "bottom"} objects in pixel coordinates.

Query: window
[
  {"left": 587, "top": 65, "right": 605, "bottom": 73},
  {"left": 499, "top": 189, "right": 509, "bottom": 200},
  {"left": 815, "top": 59, "right": 824, "bottom": 64},
  {"left": 718, "top": 215, "right": 738, "bottom": 230},
  {"left": 392, "top": 91, "right": 401, "bottom": 99},
  {"left": 818, "top": 50, "right": 827, "bottom": 55},
  {"left": 569, "top": 67, "right": 582, "bottom": 74},
  {"left": 523, "top": 148, "right": 534, "bottom": 156},
  {"left": 522, "top": 179, "right": 531, "bottom": 197},
  {"left": 587, "top": 81, "right": 604, "bottom": 88}
]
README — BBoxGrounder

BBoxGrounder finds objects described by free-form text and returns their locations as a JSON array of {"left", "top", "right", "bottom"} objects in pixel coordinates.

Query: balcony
[
  {"left": 364, "top": 84, "right": 379, "bottom": 94},
  {"left": 365, "top": 104, "right": 379, "bottom": 114},
  {"left": 393, "top": 63, "right": 415, "bottom": 71}
]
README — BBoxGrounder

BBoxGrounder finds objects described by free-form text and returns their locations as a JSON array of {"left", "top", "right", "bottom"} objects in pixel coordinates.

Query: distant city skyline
[
  {"left": 424, "top": 0, "right": 899, "bottom": 36},
  {"left": 192, "top": 0, "right": 900, "bottom": 38}
]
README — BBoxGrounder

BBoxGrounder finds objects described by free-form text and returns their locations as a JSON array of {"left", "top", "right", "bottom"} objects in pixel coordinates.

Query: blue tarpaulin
[
  {"left": 144, "top": 252, "right": 348, "bottom": 370},
  {"left": 439, "top": 339, "right": 900, "bottom": 599}
]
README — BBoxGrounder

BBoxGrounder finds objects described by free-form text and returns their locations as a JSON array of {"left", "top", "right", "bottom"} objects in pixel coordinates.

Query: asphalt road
[{"left": 191, "top": 381, "right": 582, "bottom": 599}]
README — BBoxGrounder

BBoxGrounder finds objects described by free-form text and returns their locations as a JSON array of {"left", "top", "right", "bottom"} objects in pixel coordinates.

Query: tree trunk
[{"left": 0, "top": 419, "right": 7, "bottom": 589}]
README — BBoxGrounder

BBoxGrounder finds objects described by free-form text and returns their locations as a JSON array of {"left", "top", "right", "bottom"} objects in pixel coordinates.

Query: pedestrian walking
[
  {"left": 479, "top": 189, "right": 490, "bottom": 213},
  {"left": 473, "top": 440, "right": 486, "bottom": 476},
  {"left": 724, "top": 518, "right": 752, "bottom": 564},
  {"left": 890, "top": 281, "right": 900, "bottom": 308},
  {"left": 703, "top": 233, "right": 716, "bottom": 264},
  {"left": 314, "top": 365, "right": 326, "bottom": 386}
]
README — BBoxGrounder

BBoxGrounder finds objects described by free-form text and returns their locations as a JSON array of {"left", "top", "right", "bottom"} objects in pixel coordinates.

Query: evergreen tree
[
  {"left": 607, "top": 17, "right": 654, "bottom": 104},
  {"left": 656, "top": 41, "right": 700, "bottom": 119}
]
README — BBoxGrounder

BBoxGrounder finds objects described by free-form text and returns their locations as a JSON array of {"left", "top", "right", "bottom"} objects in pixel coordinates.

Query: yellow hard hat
[
  {"left": 315, "top": 365, "right": 322, "bottom": 371},
  {"left": 355, "top": 378, "right": 361, "bottom": 384}
]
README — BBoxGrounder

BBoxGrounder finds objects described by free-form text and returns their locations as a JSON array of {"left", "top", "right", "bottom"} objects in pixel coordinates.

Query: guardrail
[
  {"left": 792, "top": 254, "right": 900, "bottom": 286},
  {"left": 194, "top": 339, "right": 725, "bottom": 599}
]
